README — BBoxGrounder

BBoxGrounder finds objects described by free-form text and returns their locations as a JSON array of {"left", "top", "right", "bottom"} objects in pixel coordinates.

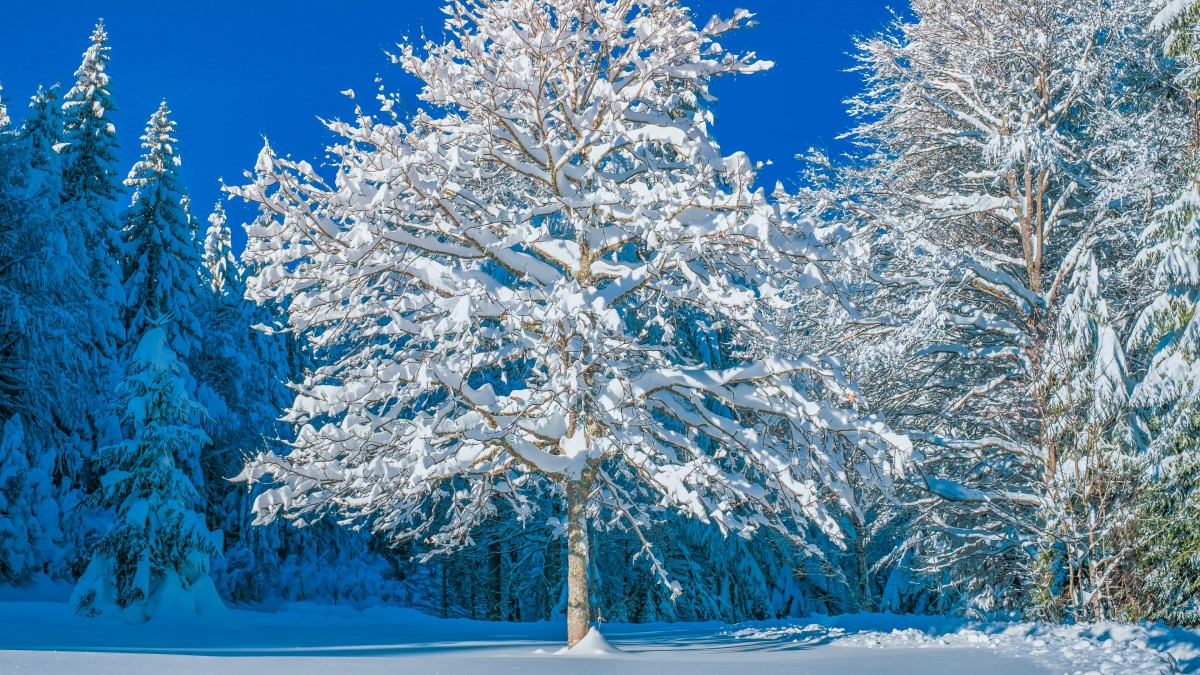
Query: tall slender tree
[
  {"left": 61, "top": 20, "right": 124, "bottom": 352},
  {"left": 202, "top": 202, "right": 238, "bottom": 295},
  {"left": 121, "top": 101, "right": 204, "bottom": 358}
]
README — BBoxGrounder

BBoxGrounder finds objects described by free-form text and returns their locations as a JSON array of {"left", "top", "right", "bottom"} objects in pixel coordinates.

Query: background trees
[{"left": 798, "top": 0, "right": 1194, "bottom": 620}]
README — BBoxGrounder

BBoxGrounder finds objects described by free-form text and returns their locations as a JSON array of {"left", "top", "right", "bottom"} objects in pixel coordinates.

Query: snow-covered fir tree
[
  {"left": 1131, "top": 185, "right": 1200, "bottom": 468},
  {"left": 0, "top": 415, "right": 60, "bottom": 584},
  {"left": 1035, "top": 250, "right": 1139, "bottom": 621},
  {"left": 56, "top": 22, "right": 127, "bottom": 568},
  {"left": 0, "top": 80, "right": 94, "bottom": 585},
  {"left": 24, "top": 86, "right": 64, "bottom": 187},
  {"left": 202, "top": 202, "right": 237, "bottom": 295},
  {"left": 232, "top": 0, "right": 909, "bottom": 645},
  {"left": 0, "top": 109, "right": 67, "bottom": 582},
  {"left": 121, "top": 101, "right": 204, "bottom": 359},
  {"left": 61, "top": 20, "right": 124, "bottom": 353},
  {"left": 1127, "top": 173, "right": 1200, "bottom": 625},
  {"left": 72, "top": 324, "right": 222, "bottom": 622},
  {"left": 1157, "top": 0, "right": 1200, "bottom": 90}
]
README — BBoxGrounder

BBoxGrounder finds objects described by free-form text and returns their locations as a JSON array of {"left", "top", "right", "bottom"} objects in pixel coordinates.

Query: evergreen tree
[
  {"left": 61, "top": 20, "right": 124, "bottom": 349},
  {"left": 0, "top": 415, "right": 60, "bottom": 584},
  {"left": 23, "top": 86, "right": 65, "bottom": 192},
  {"left": 121, "top": 101, "right": 204, "bottom": 358},
  {"left": 72, "top": 324, "right": 221, "bottom": 622},
  {"left": 1036, "top": 250, "right": 1139, "bottom": 621},
  {"left": 1128, "top": 177, "right": 1200, "bottom": 624},
  {"left": 1132, "top": 181, "right": 1200, "bottom": 489},
  {"left": 1157, "top": 0, "right": 1200, "bottom": 91},
  {"left": 0, "top": 81, "right": 91, "bottom": 584},
  {"left": 57, "top": 23, "right": 126, "bottom": 559},
  {"left": 202, "top": 202, "right": 238, "bottom": 295}
]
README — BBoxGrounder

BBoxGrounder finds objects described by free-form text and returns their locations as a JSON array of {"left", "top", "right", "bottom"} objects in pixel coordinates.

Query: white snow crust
[{"left": 0, "top": 597, "right": 1194, "bottom": 674}]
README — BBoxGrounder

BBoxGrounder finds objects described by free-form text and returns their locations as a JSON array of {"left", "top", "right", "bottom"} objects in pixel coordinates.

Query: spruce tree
[
  {"left": 1128, "top": 178, "right": 1200, "bottom": 625},
  {"left": 0, "top": 81, "right": 90, "bottom": 584},
  {"left": 0, "top": 415, "right": 60, "bottom": 584},
  {"left": 62, "top": 20, "right": 124, "bottom": 347},
  {"left": 23, "top": 86, "right": 65, "bottom": 192},
  {"left": 72, "top": 324, "right": 221, "bottom": 621},
  {"left": 57, "top": 23, "right": 126, "bottom": 557},
  {"left": 1036, "top": 250, "right": 1138, "bottom": 621},
  {"left": 202, "top": 202, "right": 238, "bottom": 295},
  {"left": 121, "top": 101, "right": 204, "bottom": 358}
]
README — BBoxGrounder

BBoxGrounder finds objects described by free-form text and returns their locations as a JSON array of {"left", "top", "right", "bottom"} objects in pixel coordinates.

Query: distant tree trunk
[
  {"left": 487, "top": 540, "right": 503, "bottom": 621},
  {"left": 851, "top": 514, "right": 873, "bottom": 613},
  {"left": 565, "top": 468, "right": 593, "bottom": 647}
]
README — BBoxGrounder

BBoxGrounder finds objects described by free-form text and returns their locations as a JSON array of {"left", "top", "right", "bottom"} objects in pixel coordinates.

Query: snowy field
[{"left": 1, "top": 594, "right": 1197, "bottom": 674}]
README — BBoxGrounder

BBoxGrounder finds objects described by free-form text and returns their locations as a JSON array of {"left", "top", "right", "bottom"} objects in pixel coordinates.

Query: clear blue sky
[{"left": 0, "top": 0, "right": 900, "bottom": 251}]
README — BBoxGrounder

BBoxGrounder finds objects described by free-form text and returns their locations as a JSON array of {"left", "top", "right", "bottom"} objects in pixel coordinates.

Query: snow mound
[{"left": 553, "top": 627, "right": 623, "bottom": 656}]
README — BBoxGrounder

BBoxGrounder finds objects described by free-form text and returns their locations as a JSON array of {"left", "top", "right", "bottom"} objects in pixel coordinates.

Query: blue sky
[{"left": 0, "top": 0, "right": 900, "bottom": 251}]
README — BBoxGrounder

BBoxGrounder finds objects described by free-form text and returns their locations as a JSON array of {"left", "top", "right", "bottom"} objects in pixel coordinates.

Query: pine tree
[
  {"left": 121, "top": 101, "right": 204, "bottom": 358},
  {"left": 1127, "top": 176, "right": 1200, "bottom": 624},
  {"left": 0, "top": 81, "right": 93, "bottom": 584},
  {"left": 72, "top": 324, "right": 222, "bottom": 622},
  {"left": 202, "top": 202, "right": 238, "bottom": 295},
  {"left": 61, "top": 20, "right": 124, "bottom": 348},
  {"left": 1036, "top": 250, "right": 1139, "bottom": 621},
  {"left": 56, "top": 23, "right": 127, "bottom": 558},
  {"left": 23, "top": 86, "right": 65, "bottom": 190},
  {"left": 1156, "top": 0, "right": 1200, "bottom": 90}
]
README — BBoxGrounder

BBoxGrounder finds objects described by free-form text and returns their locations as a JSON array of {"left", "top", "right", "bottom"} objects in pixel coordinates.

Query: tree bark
[{"left": 565, "top": 469, "right": 593, "bottom": 647}]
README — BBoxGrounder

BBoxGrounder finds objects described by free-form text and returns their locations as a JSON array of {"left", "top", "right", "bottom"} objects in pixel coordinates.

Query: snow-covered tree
[
  {"left": 1131, "top": 180, "right": 1200, "bottom": 491},
  {"left": 61, "top": 20, "right": 124, "bottom": 351},
  {"left": 72, "top": 324, "right": 221, "bottom": 622},
  {"left": 802, "top": 0, "right": 1183, "bottom": 616},
  {"left": 55, "top": 23, "right": 127, "bottom": 556},
  {"left": 202, "top": 202, "right": 238, "bottom": 295},
  {"left": 1156, "top": 0, "right": 1200, "bottom": 91},
  {"left": 1126, "top": 173, "right": 1200, "bottom": 624},
  {"left": 1036, "top": 249, "right": 1139, "bottom": 621},
  {"left": 0, "top": 81, "right": 96, "bottom": 584},
  {"left": 192, "top": 202, "right": 302, "bottom": 605},
  {"left": 23, "top": 86, "right": 65, "bottom": 187},
  {"left": 121, "top": 101, "right": 204, "bottom": 357},
  {"left": 0, "top": 414, "right": 60, "bottom": 585},
  {"left": 233, "top": 0, "right": 908, "bottom": 645}
]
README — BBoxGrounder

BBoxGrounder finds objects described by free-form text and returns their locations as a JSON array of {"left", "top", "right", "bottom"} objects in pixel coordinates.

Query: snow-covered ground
[{"left": 0, "top": 593, "right": 1196, "bottom": 674}]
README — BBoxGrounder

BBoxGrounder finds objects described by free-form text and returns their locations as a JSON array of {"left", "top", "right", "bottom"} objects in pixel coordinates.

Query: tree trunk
[{"left": 565, "top": 470, "right": 593, "bottom": 647}]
